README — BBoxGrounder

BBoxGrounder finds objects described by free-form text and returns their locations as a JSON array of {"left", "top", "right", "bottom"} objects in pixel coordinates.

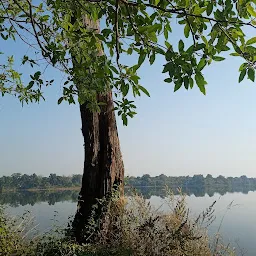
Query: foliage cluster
[{"left": 1, "top": 0, "right": 256, "bottom": 124}]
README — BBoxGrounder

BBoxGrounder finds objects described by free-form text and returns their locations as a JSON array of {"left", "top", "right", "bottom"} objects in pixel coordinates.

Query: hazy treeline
[
  {"left": 1, "top": 173, "right": 256, "bottom": 193},
  {"left": 0, "top": 173, "right": 82, "bottom": 191},
  {"left": 125, "top": 174, "right": 256, "bottom": 191}
]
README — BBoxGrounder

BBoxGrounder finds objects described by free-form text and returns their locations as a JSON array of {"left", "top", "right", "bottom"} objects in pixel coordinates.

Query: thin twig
[
  {"left": 26, "top": 0, "right": 47, "bottom": 55},
  {"left": 115, "top": 0, "right": 121, "bottom": 70}
]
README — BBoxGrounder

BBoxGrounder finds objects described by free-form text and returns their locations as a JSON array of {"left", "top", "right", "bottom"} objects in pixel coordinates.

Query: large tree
[{"left": 1, "top": 0, "right": 256, "bottom": 240}]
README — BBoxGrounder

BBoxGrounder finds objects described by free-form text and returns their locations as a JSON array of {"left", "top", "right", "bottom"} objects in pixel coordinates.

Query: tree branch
[
  {"left": 26, "top": 0, "right": 47, "bottom": 56},
  {"left": 115, "top": 0, "right": 121, "bottom": 70},
  {"left": 121, "top": 0, "right": 256, "bottom": 29}
]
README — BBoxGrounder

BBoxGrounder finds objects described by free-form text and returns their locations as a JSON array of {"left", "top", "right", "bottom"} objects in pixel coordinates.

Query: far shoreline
[
  {"left": 0, "top": 186, "right": 81, "bottom": 193},
  {"left": 0, "top": 185, "right": 164, "bottom": 193}
]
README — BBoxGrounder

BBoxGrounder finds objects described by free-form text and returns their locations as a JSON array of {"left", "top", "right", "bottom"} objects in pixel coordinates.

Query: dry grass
[
  {"left": 0, "top": 188, "right": 237, "bottom": 256},
  {"left": 83, "top": 188, "right": 235, "bottom": 256}
]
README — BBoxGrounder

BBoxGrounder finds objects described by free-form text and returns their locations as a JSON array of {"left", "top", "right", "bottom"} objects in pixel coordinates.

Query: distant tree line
[
  {"left": 0, "top": 173, "right": 82, "bottom": 191},
  {"left": 125, "top": 174, "right": 256, "bottom": 191},
  {"left": 1, "top": 173, "right": 256, "bottom": 193}
]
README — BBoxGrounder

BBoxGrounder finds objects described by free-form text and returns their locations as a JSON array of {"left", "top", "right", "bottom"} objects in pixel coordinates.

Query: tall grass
[{"left": 0, "top": 189, "right": 237, "bottom": 256}]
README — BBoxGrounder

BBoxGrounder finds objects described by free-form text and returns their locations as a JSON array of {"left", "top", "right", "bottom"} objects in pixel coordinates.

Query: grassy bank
[{"left": 0, "top": 190, "right": 236, "bottom": 256}]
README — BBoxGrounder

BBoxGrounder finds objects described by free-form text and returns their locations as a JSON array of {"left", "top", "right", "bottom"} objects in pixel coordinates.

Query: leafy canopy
[{"left": 1, "top": 0, "right": 256, "bottom": 124}]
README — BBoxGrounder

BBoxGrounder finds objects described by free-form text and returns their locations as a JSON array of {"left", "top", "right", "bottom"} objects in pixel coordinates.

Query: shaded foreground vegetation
[{"left": 0, "top": 190, "right": 236, "bottom": 256}]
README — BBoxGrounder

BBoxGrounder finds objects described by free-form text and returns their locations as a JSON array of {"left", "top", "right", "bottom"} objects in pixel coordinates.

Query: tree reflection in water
[{"left": 0, "top": 185, "right": 255, "bottom": 207}]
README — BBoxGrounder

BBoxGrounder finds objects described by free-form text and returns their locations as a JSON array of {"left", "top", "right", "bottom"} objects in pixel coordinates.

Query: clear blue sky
[{"left": 1, "top": 23, "right": 256, "bottom": 178}]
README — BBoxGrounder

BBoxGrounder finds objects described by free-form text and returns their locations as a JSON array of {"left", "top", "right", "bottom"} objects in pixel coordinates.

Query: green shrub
[{"left": 0, "top": 207, "right": 35, "bottom": 256}]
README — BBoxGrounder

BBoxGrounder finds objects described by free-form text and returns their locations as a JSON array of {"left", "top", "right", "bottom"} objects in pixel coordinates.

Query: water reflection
[
  {"left": 0, "top": 190, "right": 79, "bottom": 207},
  {"left": 128, "top": 185, "right": 255, "bottom": 198},
  {"left": 0, "top": 185, "right": 255, "bottom": 207}
]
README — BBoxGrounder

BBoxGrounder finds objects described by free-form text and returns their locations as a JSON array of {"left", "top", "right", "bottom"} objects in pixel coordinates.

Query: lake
[{"left": 1, "top": 188, "right": 256, "bottom": 256}]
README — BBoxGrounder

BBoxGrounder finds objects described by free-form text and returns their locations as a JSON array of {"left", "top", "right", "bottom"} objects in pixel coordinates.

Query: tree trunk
[
  {"left": 71, "top": 18, "right": 124, "bottom": 242},
  {"left": 72, "top": 92, "right": 124, "bottom": 242}
]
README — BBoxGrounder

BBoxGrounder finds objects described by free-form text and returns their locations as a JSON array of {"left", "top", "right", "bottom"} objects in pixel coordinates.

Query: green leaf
[
  {"left": 163, "top": 62, "right": 172, "bottom": 73},
  {"left": 239, "top": 63, "right": 247, "bottom": 72},
  {"left": 138, "top": 85, "right": 150, "bottom": 97},
  {"left": 27, "top": 81, "right": 34, "bottom": 90},
  {"left": 246, "top": 37, "right": 256, "bottom": 45},
  {"left": 121, "top": 83, "right": 129, "bottom": 97},
  {"left": 110, "top": 65, "right": 119, "bottom": 74},
  {"left": 207, "top": 2, "right": 213, "bottom": 15},
  {"left": 194, "top": 6, "right": 207, "bottom": 15},
  {"left": 138, "top": 50, "right": 146, "bottom": 67},
  {"left": 102, "top": 28, "right": 112, "bottom": 37},
  {"left": 239, "top": 69, "right": 246, "bottom": 83},
  {"left": 34, "top": 71, "right": 41, "bottom": 80},
  {"left": 130, "top": 75, "right": 140, "bottom": 84},
  {"left": 184, "top": 76, "right": 189, "bottom": 90},
  {"left": 122, "top": 114, "right": 128, "bottom": 126},
  {"left": 234, "top": 46, "right": 243, "bottom": 54},
  {"left": 149, "top": 53, "right": 156, "bottom": 65},
  {"left": 1, "top": 33, "right": 8, "bottom": 40},
  {"left": 174, "top": 80, "right": 183, "bottom": 92},
  {"left": 189, "top": 77, "right": 194, "bottom": 89},
  {"left": 197, "top": 59, "right": 206, "bottom": 71},
  {"left": 127, "top": 48, "right": 133, "bottom": 55},
  {"left": 138, "top": 24, "right": 161, "bottom": 33},
  {"left": 195, "top": 73, "right": 206, "bottom": 95},
  {"left": 247, "top": 4, "right": 256, "bottom": 17},
  {"left": 248, "top": 68, "right": 255, "bottom": 82},
  {"left": 127, "top": 111, "right": 137, "bottom": 118},
  {"left": 58, "top": 97, "right": 64, "bottom": 105},
  {"left": 164, "top": 27, "right": 168, "bottom": 40},
  {"left": 212, "top": 56, "right": 225, "bottom": 61},
  {"left": 164, "top": 78, "right": 172, "bottom": 83},
  {"left": 184, "top": 24, "right": 190, "bottom": 38},
  {"left": 178, "top": 40, "right": 184, "bottom": 52},
  {"left": 230, "top": 52, "right": 240, "bottom": 56},
  {"left": 165, "top": 51, "right": 173, "bottom": 61},
  {"left": 195, "top": 43, "right": 205, "bottom": 51}
]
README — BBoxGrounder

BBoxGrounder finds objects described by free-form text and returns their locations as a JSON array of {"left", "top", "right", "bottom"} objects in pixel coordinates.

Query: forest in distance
[{"left": 1, "top": 173, "right": 256, "bottom": 195}]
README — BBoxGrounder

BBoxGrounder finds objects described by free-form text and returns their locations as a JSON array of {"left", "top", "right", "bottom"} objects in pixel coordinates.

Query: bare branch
[
  {"left": 26, "top": 0, "right": 47, "bottom": 55},
  {"left": 115, "top": 0, "right": 121, "bottom": 70}
]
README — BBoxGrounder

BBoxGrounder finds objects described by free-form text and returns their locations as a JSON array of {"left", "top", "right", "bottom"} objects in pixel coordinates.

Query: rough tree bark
[{"left": 71, "top": 18, "right": 125, "bottom": 242}]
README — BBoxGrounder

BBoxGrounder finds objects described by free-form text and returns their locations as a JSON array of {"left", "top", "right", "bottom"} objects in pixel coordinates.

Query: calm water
[{"left": 1, "top": 189, "right": 256, "bottom": 256}]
